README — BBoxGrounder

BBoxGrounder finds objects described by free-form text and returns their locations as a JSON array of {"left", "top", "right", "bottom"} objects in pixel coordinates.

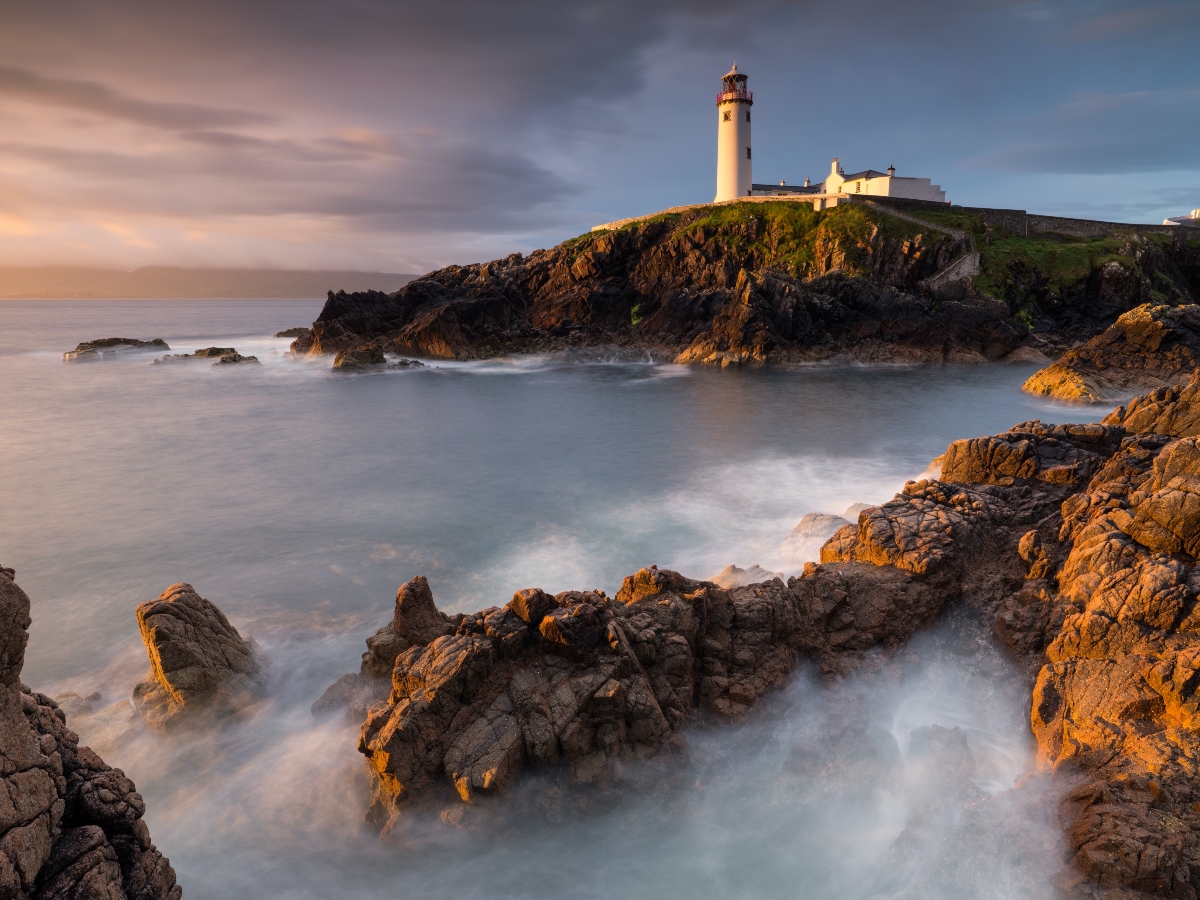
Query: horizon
[{"left": 2, "top": 1, "right": 1197, "bottom": 274}]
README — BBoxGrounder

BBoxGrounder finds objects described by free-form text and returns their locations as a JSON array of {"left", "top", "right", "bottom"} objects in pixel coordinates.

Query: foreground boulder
[
  {"left": 1023, "top": 303, "right": 1200, "bottom": 403},
  {"left": 63, "top": 339, "right": 168, "bottom": 363},
  {"left": 0, "top": 567, "right": 181, "bottom": 900},
  {"left": 132, "top": 583, "right": 263, "bottom": 732}
]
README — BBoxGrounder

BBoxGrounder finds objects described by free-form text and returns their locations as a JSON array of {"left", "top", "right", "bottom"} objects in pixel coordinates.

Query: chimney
[{"left": 887, "top": 165, "right": 895, "bottom": 176}]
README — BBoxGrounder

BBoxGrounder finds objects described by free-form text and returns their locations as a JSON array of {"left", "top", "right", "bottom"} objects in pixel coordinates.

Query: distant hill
[{"left": 0, "top": 267, "right": 416, "bottom": 299}]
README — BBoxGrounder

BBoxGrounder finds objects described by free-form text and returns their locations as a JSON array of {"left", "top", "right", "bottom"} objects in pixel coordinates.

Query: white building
[
  {"left": 1164, "top": 209, "right": 1200, "bottom": 227},
  {"left": 713, "top": 65, "right": 946, "bottom": 208}
]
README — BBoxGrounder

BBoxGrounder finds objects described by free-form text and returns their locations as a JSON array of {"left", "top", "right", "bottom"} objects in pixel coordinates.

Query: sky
[{"left": 0, "top": 0, "right": 1197, "bottom": 274}]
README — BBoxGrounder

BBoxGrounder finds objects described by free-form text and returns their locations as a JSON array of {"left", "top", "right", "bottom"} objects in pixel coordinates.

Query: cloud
[
  {"left": 0, "top": 0, "right": 1196, "bottom": 267},
  {"left": 1072, "top": 3, "right": 1192, "bottom": 39},
  {"left": 964, "top": 88, "right": 1200, "bottom": 175},
  {"left": 0, "top": 66, "right": 269, "bottom": 130}
]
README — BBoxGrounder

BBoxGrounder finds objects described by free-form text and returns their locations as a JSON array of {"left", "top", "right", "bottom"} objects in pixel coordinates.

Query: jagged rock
[
  {"left": 331, "top": 346, "right": 386, "bottom": 370},
  {"left": 62, "top": 339, "right": 169, "bottom": 363},
  {"left": 273, "top": 327, "right": 309, "bottom": 338},
  {"left": 131, "top": 583, "right": 263, "bottom": 732},
  {"left": 1023, "top": 303, "right": 1200, "bottom": 403},
  {"left": 0, "top": 568, "right": 180, "bottom": 900},
  {"left": 781, "top": 513, "right": 851, "bottom": 565},
  {"left": 312, "top": 575, "right": 453, "bottom": 720}
]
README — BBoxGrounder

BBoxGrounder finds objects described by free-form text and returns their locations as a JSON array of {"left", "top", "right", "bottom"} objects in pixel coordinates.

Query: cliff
[{"left": 291, "top": 202, "right": 1200, "bottom": 366}]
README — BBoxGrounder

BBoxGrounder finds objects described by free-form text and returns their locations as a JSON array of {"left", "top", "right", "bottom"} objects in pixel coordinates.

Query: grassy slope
[
  {"left": 911, "top": 207, "right": 1182, "bottom": 306},
  {"left": 577, "top": 202, "right": 931, "bottom": 280},
  {"left": 582, "top": 202, "right": 1191, "bottom": 320}
]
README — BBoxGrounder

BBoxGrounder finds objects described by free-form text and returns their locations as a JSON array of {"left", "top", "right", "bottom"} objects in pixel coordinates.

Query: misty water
[{"left": 2, "top": 299, "right": 1099, "bottom": 899}]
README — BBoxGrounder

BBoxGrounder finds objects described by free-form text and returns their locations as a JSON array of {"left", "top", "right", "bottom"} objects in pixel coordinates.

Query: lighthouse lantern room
[{"left": 714, "top": 64, "right": 752, "bottom": 202}]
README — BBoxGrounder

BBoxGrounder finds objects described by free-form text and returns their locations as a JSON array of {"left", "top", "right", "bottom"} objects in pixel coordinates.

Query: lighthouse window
[
  {"left": 722, "top": 111, "right": 731, "bottom": 122},
  {"left": 746, "top": 147, "right": 752, "bottom": 160},
  {"left": 745, "top": 111, "right": 751, "bottom": 123}
]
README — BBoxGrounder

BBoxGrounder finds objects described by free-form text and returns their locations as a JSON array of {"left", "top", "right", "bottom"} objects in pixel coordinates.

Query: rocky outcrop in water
[
  {"left": 0, "top": 568, "right": 180, "bottom": 900},
  {"left": 1023, "top": 303, "right": 1200, "bottom": 403},
  {"left": 132, "top": 583, "right": 263, "bottom": 733},
  {"left": 329, "top": 371, "right": 1200, "bottom": 896},
  {"left": 152, "top": 347, "right": 259, "bottom": 366},
  {"left": 289, "top": 203, "right": 1200, "bottom": 367},
  {"left": 63, "top": 339, "right": 169, "bottom": 363}
]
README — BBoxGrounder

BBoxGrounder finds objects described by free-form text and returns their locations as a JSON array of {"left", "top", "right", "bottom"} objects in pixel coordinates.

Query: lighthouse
[{"left": 714, "top": 64, "right": 752, "bottom": 202}]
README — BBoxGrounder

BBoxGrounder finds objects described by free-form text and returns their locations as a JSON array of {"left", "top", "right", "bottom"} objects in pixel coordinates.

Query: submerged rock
[
  {"left": 63, "top": 338, "right": 169, "bottom": 363},
  {"left": 1023, "top": 303, "right": 1200, "bottom": 403},
  {"left": 0, "top": 567, "right": 180, "bottom": 900},
  {"left": 132, "top": 583, "right": 264, "bottom": 732}
]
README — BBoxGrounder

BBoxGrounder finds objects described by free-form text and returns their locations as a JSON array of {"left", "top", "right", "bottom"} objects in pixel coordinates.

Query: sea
[{"left": 1, "top": 298, "right": 1099, "bottom": 899}]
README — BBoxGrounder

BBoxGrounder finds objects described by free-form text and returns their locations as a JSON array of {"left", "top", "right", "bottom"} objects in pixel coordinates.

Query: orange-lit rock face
[{"left": 1015, "top": 375, "right": 1200, "bottom": 898}]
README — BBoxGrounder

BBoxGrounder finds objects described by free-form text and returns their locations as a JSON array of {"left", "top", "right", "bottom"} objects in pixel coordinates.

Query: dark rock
[
  {"left": 153, "top": 347, "right": 258, "bottom": 365},
  {"left": 273, "top": 327, "right": 310, "bottom": 338},
  {"left": 0, "top": 568, "right": 180, "bottom": 900},
  {"left": 63, "top": 339, "right": 169, "bottom": 363},
  {"left": 131, "top": 583, "right": 263, "bottom": 732},
  {"left": 331, "top": 346, "right": 386, "bottom": 370},
  {"left": 211, "top": 352, "right": 259, "bottom": 365}
]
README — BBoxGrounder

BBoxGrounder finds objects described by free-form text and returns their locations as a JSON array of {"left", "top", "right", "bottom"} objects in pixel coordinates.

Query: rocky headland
[
  {"left": 0, "top": 568, "right": 180, "bottom": 900},
  {"left": 288, "top": 202, "right": 1200, "bottom": 367},
  {"left": 316, "top": 371, "right": 1200, "bottom": 897},
  {"left": 1024, "top": 303, "right": 1200, "bottom": 404}
]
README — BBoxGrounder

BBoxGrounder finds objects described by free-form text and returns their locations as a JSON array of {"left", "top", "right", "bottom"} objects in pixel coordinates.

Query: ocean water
[{"left": 1, "top": 299, "right": 1097, "bottom": 899}]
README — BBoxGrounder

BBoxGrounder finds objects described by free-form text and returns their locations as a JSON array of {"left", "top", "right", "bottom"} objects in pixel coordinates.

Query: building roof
[
  {"left": 751, "top": 183, "right": 821, "bottom": 194},
  {"left": 839, "top": 169, "right": 889, "bottom": 181}
]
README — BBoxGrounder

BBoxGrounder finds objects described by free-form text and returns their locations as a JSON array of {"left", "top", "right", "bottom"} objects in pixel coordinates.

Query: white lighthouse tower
[{"left": 714, "top": 64, "right": 753, "bottom": 202}]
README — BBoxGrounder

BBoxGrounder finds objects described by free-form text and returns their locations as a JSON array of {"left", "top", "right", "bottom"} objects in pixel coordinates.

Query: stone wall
[{"left": 860, "top": 196, "right": 1189, "bottom": 239}]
